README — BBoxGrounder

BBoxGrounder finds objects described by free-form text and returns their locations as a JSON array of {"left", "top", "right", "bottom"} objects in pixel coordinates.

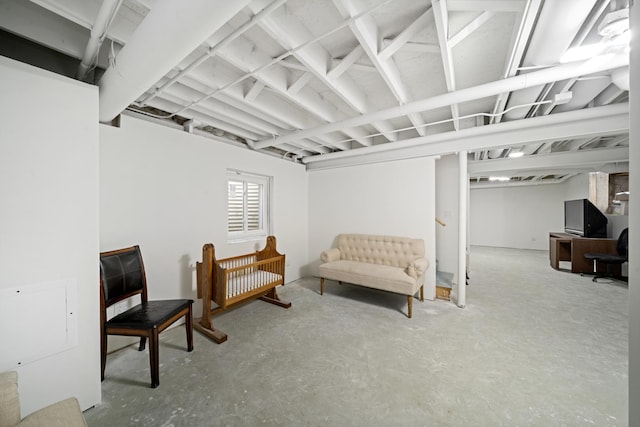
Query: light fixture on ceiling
[
  {"left": 489, "top": 176, "right": 510, "bottom": 182},
  {"left": 508, "top": 151, "right": 524, "bottom": 158},
  {"left": 560, "top": 6, "right": 630, "bottom": 63}
]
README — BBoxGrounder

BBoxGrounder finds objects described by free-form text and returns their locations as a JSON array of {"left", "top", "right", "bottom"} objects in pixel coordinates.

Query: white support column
[
  {"left": 628, "top": 1, "right": 639, "bottom": 424},
  {"left": 457, "top": 150, "right": 467, "bottom": 308}
]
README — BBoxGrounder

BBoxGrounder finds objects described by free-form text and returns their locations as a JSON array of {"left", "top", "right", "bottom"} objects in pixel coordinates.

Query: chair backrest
[
  {"left": 100, "top": 245, "right": 148, "bottom": 308},
  {"left": 617, "top": 228, "right": 629, "bottom": 257}
]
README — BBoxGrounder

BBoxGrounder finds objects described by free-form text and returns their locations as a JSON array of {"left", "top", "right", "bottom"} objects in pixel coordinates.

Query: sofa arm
[
  {"left": 18, "top": 398, "right": 87, "bottom": 427},
  {"left": 406, "top": 257, "right": 430, "bottom": 279},
  {"left": 320, "top": 248, "right": 341, "bottom": 263},
  {"left": 0, "top": 371, "right": 20, "bottom": 427}
]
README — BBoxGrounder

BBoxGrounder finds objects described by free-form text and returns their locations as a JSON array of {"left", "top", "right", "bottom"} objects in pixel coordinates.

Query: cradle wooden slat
[{"left": 195, "top": 235, "right": 291, "bottom": 343}]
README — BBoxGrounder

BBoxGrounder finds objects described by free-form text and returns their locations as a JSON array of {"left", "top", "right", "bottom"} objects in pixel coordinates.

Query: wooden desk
[{"left": 549, "top": 232, "right": 620, "bottom": 275}]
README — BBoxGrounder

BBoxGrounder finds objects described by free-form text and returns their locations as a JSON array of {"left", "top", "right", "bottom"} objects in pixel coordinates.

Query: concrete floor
[{"left": 84, "top": 246, "right": 628, "bottom": 426}]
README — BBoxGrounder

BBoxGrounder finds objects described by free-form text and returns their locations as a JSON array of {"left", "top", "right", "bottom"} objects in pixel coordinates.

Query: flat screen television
[{"left": 564, "top": 198, "right": 607, "bottom": 238}]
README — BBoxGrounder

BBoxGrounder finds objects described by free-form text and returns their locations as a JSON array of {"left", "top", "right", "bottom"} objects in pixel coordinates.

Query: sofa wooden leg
[
  {"left": 320, "top": 277, "right": 324, "bottom": 295},
  {"left": 420, "top": 284, "right": 424, "bottom": 302},
  {"left": 407, "top": 295, "right": 413, "bottom": 318}
]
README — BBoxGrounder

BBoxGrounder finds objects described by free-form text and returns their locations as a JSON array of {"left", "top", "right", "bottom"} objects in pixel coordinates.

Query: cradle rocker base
[
  {"left": 194, "top": 318, "right": 228, "bottom": 344},
  {"left": 195, "top": 236, "right": 290, "bottom": 344},
  {"left": 195, "top": 288, "right": 291, "bottom": 344}
]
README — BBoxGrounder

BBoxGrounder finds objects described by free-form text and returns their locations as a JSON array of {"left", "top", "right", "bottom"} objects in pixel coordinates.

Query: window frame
[{"left": 227, "top": 170, "right": 272, "bottom": 242}]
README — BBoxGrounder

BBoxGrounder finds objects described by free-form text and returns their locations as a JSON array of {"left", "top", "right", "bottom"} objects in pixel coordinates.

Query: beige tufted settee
[
  {"left": 318, "top": 234, "right": 429, "bottom": 318},
  {"left": 0, "top": 371, "right": 87, "bottom": 427}
]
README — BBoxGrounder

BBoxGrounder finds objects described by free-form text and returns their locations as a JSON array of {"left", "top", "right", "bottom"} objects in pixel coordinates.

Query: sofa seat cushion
[{"left": 319, "top": 260, "right": 419, "bottom": 295}]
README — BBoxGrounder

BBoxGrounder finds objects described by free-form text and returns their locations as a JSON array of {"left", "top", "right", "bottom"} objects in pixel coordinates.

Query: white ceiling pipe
[
  {"left": 77, "top": 0, "right": 122, "bottom": 80},
  {"left": 255, "top": 52, "right": 628, "bottom": 150},
  {"left": 98, "top": 0, "right": 250, "bottom": 123},
  {"left": 302, "top": 102, "right": 628, "bottom": 168},
  {"left": 470, "top": 175, "right": 574, "bottom": 189}
]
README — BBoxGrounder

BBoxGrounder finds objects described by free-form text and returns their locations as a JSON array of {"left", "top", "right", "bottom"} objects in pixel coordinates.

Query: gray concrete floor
[{"left": 84, "top": 246, "right": 628, "bottom": 426}]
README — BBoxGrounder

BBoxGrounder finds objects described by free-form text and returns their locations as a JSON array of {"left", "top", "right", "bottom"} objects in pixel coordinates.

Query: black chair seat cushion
[
  {"left": 107, "top": 299, "right": 193, "bottom": 329},
  {"left": 583, "top": 253, "right": 627, "bottom": 264}
]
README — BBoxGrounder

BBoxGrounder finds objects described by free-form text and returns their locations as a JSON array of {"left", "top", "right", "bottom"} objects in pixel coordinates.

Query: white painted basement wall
[
  {"left": 99, "top": 115, "right": 308, "bottom": 319},
  {"left": 307, "top": 157, "right": 437, "bottom": 300},
  {"left": 469, "top": 174, "right": 588, "bottom": 250},
  {"left": 0, "top": 57, "right": 100, "bottom": 413}
]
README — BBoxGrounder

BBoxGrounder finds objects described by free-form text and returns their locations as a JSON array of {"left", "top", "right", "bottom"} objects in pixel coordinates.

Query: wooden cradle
[{"left": 195, "top": 236, "right": 291, "bottom": 343}]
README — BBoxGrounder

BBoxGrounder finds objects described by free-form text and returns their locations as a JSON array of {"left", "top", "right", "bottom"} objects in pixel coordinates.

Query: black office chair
[{"left": 584, "top": 228, "right": 628, "bottom": 282}]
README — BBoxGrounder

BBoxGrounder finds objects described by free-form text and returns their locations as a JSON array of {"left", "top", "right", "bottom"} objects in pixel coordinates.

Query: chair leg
[
  {"left": 139, "top": 337, "right": 146, "bottom": 351},
  {"left": 149, "top": 329, "right": 159, "bottom": 388},
  {"left": 320, "top": 277, "right": 324, "bottom": 295},
  {"left": 407, "top": 295, "right": 413, "bottom": 319},
  {"left": 185, "top": 308, "right": 194, "bottom": 352}
]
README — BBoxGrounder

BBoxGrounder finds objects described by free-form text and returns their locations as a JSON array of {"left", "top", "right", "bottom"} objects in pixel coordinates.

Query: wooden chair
[{"left": 99, "top": 245, "right": 193, "bottom": 388}]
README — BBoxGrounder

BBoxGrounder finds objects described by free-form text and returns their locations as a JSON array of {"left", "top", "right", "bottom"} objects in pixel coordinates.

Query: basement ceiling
[{"left": 0, "top": 0, "right": 631, "bottom": 185}]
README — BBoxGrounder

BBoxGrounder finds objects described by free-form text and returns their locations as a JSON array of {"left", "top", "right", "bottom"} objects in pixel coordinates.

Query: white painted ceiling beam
[
  {"left": 333, "top": 0, "right": 426, "bottom": 137},
  {"left": 330, "top": 59, "right": 378, "bottom": 73},
  {"left": 468, "top": 146, "right": 629, "bottom": 175},
  {"left": 254, "top": 52, "right": 628, "bottom": 150},
  {"left": 382, "top": 40, "right": 440, "bottom": 54},
  {"left": 156, "top": 81, "right": 286, "bottom": 136},
  {"left": 147, "top": 97, "right": 263, "bottom": 142},
  {"left": 288, "top": 72, "right": 314, "bottom": 96},
  {"left": 594, "top": 84, "right": 625, "bottom": 106},
  {"left": 379, "top": 8, "right": 434, "bottom": 61},
  {"left": 327, "top": 46, "right": 364, "bottom": 79},
  {"left": 0, "top": 0, "right": 90, "bottom": 60},
  {"left": 449, "top": 11, "right": 495, "bottom": 48},
  {"left": 503, "top": 0, "right": 596, "bottom": 121},
  {"left": 251, "top": 3, "right": 396, "bottom": 144},
  {"left": 99, "top": 0, "right": 251, "bottom": 122},
  {"left": 490, "top": 0, "right": 542, "bottom": 124},
  {"left": 30, "top": 0, "right": 99, "bottom": 33},
  {"left": 302, "top": 103, "right": 628, "bottom": 170},
  {"left": 447, "top": 0, "right": 525, "bottom": 12},
  {"left": 178, "top": 73, "right": 353, "bottom": 151},
  {"left": 216, "top": 36, "right": 372, "bottom": 146},
  {"left": 554, "top": 78, "right": 611, "bottom": 114},
  {"left": 140, "top": 0, "right": 288, "bottom": 105},
  {"left": 432, "top": 0, "right": 460, "bottom": 130},
  {"left": 245, "top": 80, "right": 265, "bottom": 102},
  {"left": 179, "top": 73, "right": 302, "bottom": 130}
]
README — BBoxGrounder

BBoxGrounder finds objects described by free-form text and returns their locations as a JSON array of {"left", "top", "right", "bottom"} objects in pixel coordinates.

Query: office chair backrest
[
  {"left": 617, "top": 228, "right": 629, "bottom": 258},
  {"left": 100, "top": 245, "right": 148, "bottom": 307}
]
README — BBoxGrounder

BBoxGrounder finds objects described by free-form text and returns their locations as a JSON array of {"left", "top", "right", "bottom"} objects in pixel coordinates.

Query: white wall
[
  {"left": 307, "top": 157, "right": 437, "bottom": 300},
  {"left": 100, "top": 115, "right": 308, "bottom": 321},
  {"left": 468, "top": 173, "right": 614, "bottom": 250},
  {"left": 435, "top": 154, "right": 460, "bottom": 274},
  {"left": 470, "top": 182, "right": 567, "bottom": 250},
  {"left": 0, "top": 57, "right": 100, "bottom": 413},
  {"left": 563, "top": 173, "right": 589, "bottom": 200}
]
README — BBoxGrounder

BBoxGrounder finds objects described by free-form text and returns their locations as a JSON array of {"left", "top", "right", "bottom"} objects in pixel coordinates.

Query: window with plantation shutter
[{"left": 227, "top": 171, "right": 271, "bottom": 241}]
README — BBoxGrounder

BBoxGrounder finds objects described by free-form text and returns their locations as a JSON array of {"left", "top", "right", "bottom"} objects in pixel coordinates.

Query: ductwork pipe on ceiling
[
  {"left": 257, "top": 52, "right": 628, "bottom": 150},
  {"left": 77, "top": 0, "right": 122, "bottom": 81},
  {"left": 98, "top": 0, "right": 251, "bottom": 123}
]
